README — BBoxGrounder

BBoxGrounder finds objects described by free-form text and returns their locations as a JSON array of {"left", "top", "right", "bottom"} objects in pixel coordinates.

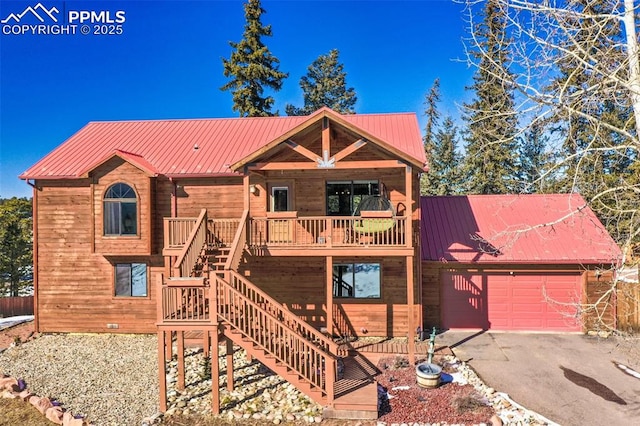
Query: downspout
[{"left": 26, "top": 179, "right": 39, "bottom": 333}]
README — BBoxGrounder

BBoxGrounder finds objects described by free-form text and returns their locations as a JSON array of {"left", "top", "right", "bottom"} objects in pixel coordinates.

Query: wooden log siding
[
  {"left": 173, "top": 177, "right": 244, "bottom": 219},
  {"left": 92, "top": 158, "right": 152, "bottom": 255},
  {"left": 617, "top": 281, "right": 640, "bottom": 332},
  {"left": 584, "top": 270, "right": 617, "bottom": 331},
  {"left": 240, "top": 256, "right": 415, "bottom": 336},
  {"left": 34, "top": 181, "right": 161, "bottom": 333},
  {"left": 0, "top": 296, "right": 34, "bottom": 317}
]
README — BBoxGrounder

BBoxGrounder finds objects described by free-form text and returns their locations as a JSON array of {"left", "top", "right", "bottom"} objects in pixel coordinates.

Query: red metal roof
[
  {"left": 421, "top": 194, "right": 621, "bottom": 265},
  {"left": 20, "top": 108, "right": 426, "bottom": 180}
]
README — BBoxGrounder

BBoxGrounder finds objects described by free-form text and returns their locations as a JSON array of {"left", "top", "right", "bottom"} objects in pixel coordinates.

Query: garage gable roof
[
  {"left": 20, "top": 108, "right": 425, "bottom": 180},
  {"left": 421, "top": 194, "right": 621, "bottom": 264}
]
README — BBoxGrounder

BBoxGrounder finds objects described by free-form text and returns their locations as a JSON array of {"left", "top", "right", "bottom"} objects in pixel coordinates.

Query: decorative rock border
[{"left": 0, "top": 375, "right": 89, "bottom": 425}]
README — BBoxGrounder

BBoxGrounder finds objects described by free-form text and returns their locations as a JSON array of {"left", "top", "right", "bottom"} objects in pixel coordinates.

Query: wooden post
[
  {"left": 325, "top": 356, "right": 335, "bottom": 405},
  {"left": 158, "top": 330, "right": 167, "bottom": 412},
  {"left": 165, "top": 331, "right": 172, "bottom": 361},
  {"left": 211, "top": 326, "right": 220, "bottom": 414},
  {"left": 322, "top": 116, "right": 331, "bottom": 157},
  {"left": 326, "top": 256, "right": 334, "bottom": 336},
  {"left": 226, "top": 337, "right": 234, "bottom": 391},
  {"left": 177, "top": 331, "right": 185, "bottom": 391},
  {"left": 407, "top": 255, "right": 415, "bottom": 364},
  {"left": 243, "top": 169, "right": 250, "bottom": 211},
  {"left": 405, "top": 165, "right": 413, "bottom": 248},
  {"left": 203, "top": 330, "right": 210, "bottom": 358}
]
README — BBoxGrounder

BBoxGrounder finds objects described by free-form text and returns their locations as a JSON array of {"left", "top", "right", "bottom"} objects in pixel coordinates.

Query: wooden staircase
[{"left": 160, "top": 209, "right": 378, "bottom": 418}]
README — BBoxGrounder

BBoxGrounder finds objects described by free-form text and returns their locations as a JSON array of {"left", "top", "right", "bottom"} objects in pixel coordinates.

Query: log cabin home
[
  {"left": 19, "top": 107, "right": 621, "bottom": 417},
  {"left": 20, "top": 107, "right": 425, "bottom": 417}
]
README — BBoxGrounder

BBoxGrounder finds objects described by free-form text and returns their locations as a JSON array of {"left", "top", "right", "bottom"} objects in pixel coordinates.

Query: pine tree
[
  {"left": 462, "top": 0, "right": 518, "bottom": 194},
  {"left": 547, "top": 0, "right": 638, "bottom": 243},
  {"left": 285, "top": 49, "right": 357, "bottom": 116},
  {"left": 518, "top": 120, "right": 550, "bottom": 193},
  {"left": 221, "top": 0, "right": 288, "bottom": 117},
  {"left": 428, "top": 116, "right": 462, "bottom": 196},
  {"left": 0, "top": 198, "right": 32, "bottom": 297},
  {"left": 420, "top": 79, "right": 441, "bottom": 195}
]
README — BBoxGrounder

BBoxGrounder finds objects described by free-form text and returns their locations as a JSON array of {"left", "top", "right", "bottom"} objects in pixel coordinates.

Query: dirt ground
[{"left": 0, "top": 321, "right": 35, "bottom": 350}]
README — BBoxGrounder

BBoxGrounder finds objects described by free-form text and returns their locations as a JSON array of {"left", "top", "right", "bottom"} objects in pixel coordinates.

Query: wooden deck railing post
[
  {"left": 325, "top": 357, "right": 335, "bottom": 404},
  {"left": 158, "top": 330, "right": 167, "bottom": 412}
]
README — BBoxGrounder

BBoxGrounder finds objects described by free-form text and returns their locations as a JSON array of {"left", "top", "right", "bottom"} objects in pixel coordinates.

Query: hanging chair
[{"left": 350, "top": 185, "right": 396, "bottom": 239}]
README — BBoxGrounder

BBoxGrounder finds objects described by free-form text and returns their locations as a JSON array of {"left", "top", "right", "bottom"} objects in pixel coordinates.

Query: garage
[
  {"left": 421, "top": 194, "right": 621, "bottom": 332},
  {"left": 441, "top": 271, "right": 582, "bottom": 331}
]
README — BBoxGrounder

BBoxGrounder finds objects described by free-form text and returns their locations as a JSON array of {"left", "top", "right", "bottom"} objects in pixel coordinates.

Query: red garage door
[{"left": 441, "top": 271, "right": 582, "bottom": 331}]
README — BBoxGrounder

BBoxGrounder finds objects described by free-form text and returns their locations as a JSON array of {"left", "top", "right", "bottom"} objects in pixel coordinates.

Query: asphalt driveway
[{"left": 435, "top": 331, "right": 640, "bottom": 425}]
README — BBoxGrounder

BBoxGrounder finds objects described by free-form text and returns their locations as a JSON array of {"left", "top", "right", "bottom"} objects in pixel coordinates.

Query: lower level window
[
  {"left": 333, "top": 263, "right": 381, "bottom": 298},
  {"left": 115, "top": 263, "right": 147, "bottom": 297}
]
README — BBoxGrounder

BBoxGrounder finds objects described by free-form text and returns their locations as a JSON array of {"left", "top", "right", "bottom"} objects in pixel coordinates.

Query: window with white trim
[{"left": 104, "top": 183, "right": 137, "bottom": 235}]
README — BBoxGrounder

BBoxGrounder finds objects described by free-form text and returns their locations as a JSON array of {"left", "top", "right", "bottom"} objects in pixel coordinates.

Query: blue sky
[{"left": 0, "top": 0, "right": 473, "bottom": 199}]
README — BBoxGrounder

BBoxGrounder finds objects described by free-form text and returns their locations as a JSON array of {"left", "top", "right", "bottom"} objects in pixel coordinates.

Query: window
[
  {"left": 333, "top": 263, "right": 381, "bottom": 298},
  {"left": 104, "top": 183, "right": 137, "bottom": 235},
  {"left": 327, "top": 181, "right": 379, "bottom": 215},
  {"left": 115, "top": 263, "right": 147, "bottom": 297},
  {"left": 271, "top": 186, "right": 290, "bottom": 212}
]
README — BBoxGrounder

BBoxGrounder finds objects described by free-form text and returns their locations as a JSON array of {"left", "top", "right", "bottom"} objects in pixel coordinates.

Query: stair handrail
[
  {"left": 223, "top": 209, "right": 249, "bottom": 272},
  {"left": 214, "top": 275, "right": 336, "bottom": 401},
  {"left": 226, "top": 270, "right": 341, "bottom": 356},
  {"left": 172, "top": 209, "right": 208, "bottom": 277}
]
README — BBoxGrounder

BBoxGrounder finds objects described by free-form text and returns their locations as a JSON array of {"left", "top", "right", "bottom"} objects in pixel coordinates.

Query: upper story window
[
  {"left": 104, "top": 183, "right": 137, "bottom": 235},
  {"left": 327, "top": 181, "right": 379, "bottom": 216}
]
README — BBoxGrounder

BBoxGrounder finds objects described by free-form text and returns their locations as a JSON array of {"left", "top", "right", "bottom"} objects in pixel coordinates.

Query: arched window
[{"left": 104, "top": 183, "right": 137, "bottom": 235}]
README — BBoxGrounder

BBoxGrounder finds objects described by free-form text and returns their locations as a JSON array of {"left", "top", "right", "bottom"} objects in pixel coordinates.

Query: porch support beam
[
  {"left": 405, "top": 165, "right": 413, "bottom": 249},
  {"left": 211, "top": 327, "right": 220, "bottom": 414},
  {"left": 322, "top": 117, "right": 330, "bottom": 157},
  {"left": 250, "top": 160, "right": 405, "bottom": 171},
  {"left": 284, "top": 139, "right": 320, "bottom": 163},
  {"left": 177, "top": 331, "right": 185, "bottom": 391},
  {"left": 326, "top": 256, "right": 334, "bottom": 336},
  {"left": 226, "top": 337, "right": 234, "bottom": 391},
  {"left": 243, "top": 167, "right": 250, "bottom": 211},
  {"left": 158, "top": 330, "right": 167, "bottom": 412},
  {"left": 407, "top": 255, "right": 416, "bottom": 364},
  {"left": 332, "top": 139, "right": 367, "bottom": 163}
]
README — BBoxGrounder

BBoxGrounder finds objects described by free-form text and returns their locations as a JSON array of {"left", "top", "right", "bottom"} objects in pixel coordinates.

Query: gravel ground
[
  {"left": 0, "top": 333, "right": 159, "bottom": 426},
  {"left": 0, "top": 330, "right": 554, "bottom": 426}
]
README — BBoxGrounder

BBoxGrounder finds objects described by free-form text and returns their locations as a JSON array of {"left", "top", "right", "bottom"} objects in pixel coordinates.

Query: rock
[
  {"left": 0, "top": 377, "right": 18, "bottom": 391},
  {"left": 1, "top": 389, "right": 18, "bottom": 399},
  {"left": 62, "top": 412, "right": 84, "bottom": 426},
  {"left": 273, "top": 419, "right": 281, "bottom": 425},
  {"left": 18, "top": 389, "right": 33, "bottom": 401},
  {"left": 286, "top": 413, "right": 296, "bottom": 421},
  {"left": 45, "top": 406, "right": 64, "bottom": 424},
  {"left": 176, "top": 400, "right": 187, "bottom": 408}
]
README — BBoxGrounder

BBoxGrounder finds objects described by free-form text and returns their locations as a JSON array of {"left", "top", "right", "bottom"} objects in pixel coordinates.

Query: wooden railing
[
  {"left": 164, "top": 217, "right": 199, "bottom": 249},
  {"left": 225, "top": 270, "right": 341, "bottom": 357},
  {"left": 248, "top": 216, "right": 406, "bottom": 247},
  {"left": 224, "top": 210, "right": 249, "bottom": 272},
  {"left": 208, "top": 218, "right": 242, "bottom": 247},
  {"left": 159, "top": 277, "right": 209, "bottom": 322},
  {"left": 214, "top": 275, "right": 336, "bottom": 399},
  {"left": 172, "top": 209, "right": 208, "bottom": 277}
]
